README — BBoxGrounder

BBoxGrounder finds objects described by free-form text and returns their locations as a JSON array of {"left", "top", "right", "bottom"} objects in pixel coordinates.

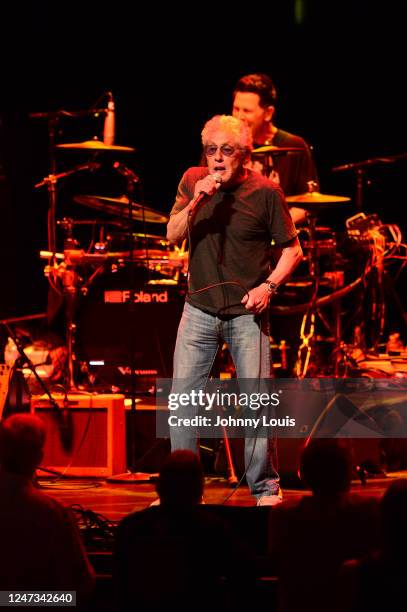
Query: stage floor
[{"left": 36, "top": 471, "right": 407, "bottom": 522}]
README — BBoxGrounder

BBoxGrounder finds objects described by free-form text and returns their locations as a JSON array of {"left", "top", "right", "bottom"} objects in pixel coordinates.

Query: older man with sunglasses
[{"left": 167, "top": 115, "right": 302, "bottom": 505}]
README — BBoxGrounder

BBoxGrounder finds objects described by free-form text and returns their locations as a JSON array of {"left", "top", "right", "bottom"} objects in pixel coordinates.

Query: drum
[
  {"left": 75, "top": 264, "right": 186, "bottom": 391},
  {"left": 270, "top": 226, "right": 341, "bottom": 374},
  {"left": 106, "top": 231, "right": 188, "bottom": 280},
  {"left": 297, "top": 226, "right": 339, "bottom": 282}
]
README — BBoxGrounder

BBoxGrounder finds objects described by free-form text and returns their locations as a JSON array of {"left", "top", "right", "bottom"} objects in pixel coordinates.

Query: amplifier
[{"left": 31, "top": 393, "right": 126, "bottom": 477}]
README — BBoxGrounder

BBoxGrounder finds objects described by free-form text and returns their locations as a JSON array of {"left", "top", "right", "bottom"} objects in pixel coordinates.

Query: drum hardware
[
  {"left": 41, "top": 249, "right": 110, "bottom": 265},
  {"left": 33, "top": 98, "right": 163, "bottom": 390},
  {"left": 39, "top": 244, "right": 147, "bottom": 393},
  {"left": 269, "top": 339, "right": 291, "bottom": 371},
  {"left": 33, "top": 97, "right": 174, "bottom": 482},
  {"left": 333, "top": 152, "right": 407, "bottom": 173},
  {"left": 344, "top": 213, "right": 407, "bottom": 354},
  {"left": 45, "top": 249, "right": 84, "bottom": 391},
  {"left": 40, "top": 238, "right": 185, "bottom": 390},
  {"left": 31, "top": 94, "right": 120, "bottom": 385},
  {"left": 106, "top": 231, "right": 172, "bottom": 250},
  {"left": 286, "top": 187, "right": 351, "bottom": 377},
  {"left": 299, "top": 207, "right": 407, "bottom": 376},
  {"left": 57, "top": 217, "right": 126, "bottom": 229},
  {"left": 104, "top": 232, "right": 188, "bottom": 278},
  {"left": 300, "top": 238, "right": 338, "bottom": 255},
  {"left": 73, "top": 194, "right": 169, "bottom": 224},
  {"left": 332, "top": 152, "right": 407, "bottom": 210},
  {"left": 271, "top": 275, "right": 365, "bottom": 316},
  {"left": 40, "top": 247, "right": 187, "bottom": 277},
  {"left": 34, "top": 160, "right": 106, "bottom": 390},
  {"left": 29, "top": 108, "right": 109, "bottom": 121},
  {"left": 251, "top": 145, "right": 303, "bottom": 177},
  {"left": 346, "top": 212, "right": 383, "bottom": 236},
  {"left": 30, "top": 92, "right": 122, "bottom": 259},
  {"left": 346, "top": 212, "right": 401, "bottom": 248},
  {"left": 34, "top": 162, "right": 102, "bottom": 261}
]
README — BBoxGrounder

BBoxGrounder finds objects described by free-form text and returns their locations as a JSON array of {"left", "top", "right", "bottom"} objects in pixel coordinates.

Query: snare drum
[{"left": 106, "top": 232, "right": 188, "bottom": 280}]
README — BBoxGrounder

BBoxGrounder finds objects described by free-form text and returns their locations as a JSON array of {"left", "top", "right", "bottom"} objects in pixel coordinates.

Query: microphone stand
[
  {"left": 0, "top": 319, "right": 72, "bottom": 457},
  {"left": 108, "top": 170, "right": 153, "bottom": 483},
  {"left": 46, "top": 116, "right": 58, "bottom": 260}
]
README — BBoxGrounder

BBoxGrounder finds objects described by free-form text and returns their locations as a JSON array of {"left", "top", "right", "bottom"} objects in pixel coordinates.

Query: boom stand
[{"left": 0, "top": 318, "right": 72, "bottom": 457}]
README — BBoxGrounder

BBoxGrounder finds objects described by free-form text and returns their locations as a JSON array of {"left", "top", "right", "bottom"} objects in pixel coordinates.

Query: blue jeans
[{"left": 170, "top": 301, "right": 279, "bottom": 497}]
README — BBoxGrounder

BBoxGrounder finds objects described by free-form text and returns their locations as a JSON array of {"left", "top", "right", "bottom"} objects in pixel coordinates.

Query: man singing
[{"left": 167, "top": 115, "right": 302, "bottom": 505}]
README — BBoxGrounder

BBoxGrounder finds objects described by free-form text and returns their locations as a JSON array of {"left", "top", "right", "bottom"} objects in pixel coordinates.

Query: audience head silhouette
[
  {"left": 0, "top": 414, "right": 45, "bottom": 476},
  {"left": 300, "top": 440, "right": 352, "bottom": 495},
  {"left": 380, "top": 479, "right": 407, "bottom": 558},
  {"left": 156, "top": 450, "right": 204, "bottom": 507}
]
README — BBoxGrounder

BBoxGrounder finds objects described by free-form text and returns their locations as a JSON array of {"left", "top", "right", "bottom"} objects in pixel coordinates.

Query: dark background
[{"left": 0, "top": 0, "right": 406, "bottom": 320}]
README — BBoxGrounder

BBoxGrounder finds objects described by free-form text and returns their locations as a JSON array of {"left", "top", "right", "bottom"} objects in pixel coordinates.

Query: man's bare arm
[{"left": 242, "top": 237, "right": 303, "bottom": 313}]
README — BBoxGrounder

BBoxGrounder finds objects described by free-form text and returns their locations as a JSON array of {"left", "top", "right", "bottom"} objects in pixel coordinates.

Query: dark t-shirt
[
  {"left": 170, "top": 167, "right": 297, "bottom": 315},
  {"left": 254, "top": 128, "right": 319, "bottom": 196}
]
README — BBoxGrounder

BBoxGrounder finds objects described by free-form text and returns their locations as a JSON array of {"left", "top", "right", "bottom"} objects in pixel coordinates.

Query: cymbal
[
  {"left": 286, "top": 191, "right": 351, "bottom": 209},
  {"left": 252, "top": 145, "right": 303, "bottom": 156},
  {"left": 74, "top": 194, "right": 168, "bottom": 223},
  {"left": 332, "top": 152, "right": 407, "bottom": 172},
  {"left": 56, "top": 139, "right": 135, "bottom": 152}
]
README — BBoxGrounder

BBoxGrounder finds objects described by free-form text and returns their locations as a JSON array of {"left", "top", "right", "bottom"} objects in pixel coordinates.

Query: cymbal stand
[
  {"left": 296, "top": 216, "right": 319, "bottom": 378},
  {"left": 262, "top": 153, "right": 273, "bottom": 177},
  {"left": 60, "top": 251, "right": 80, "bottom": 390},
  {"left": 332, "top": 160, "right": 372, "bottom": 211},
  {"left": 29, "top": 105, "right": 109, "bottom": 254},
  {"left": 353, "top": 167, "right": 374, "bottom": 211},
  {"left": 45, "top": 117, "right": 58, "bottom": 260},
  {"left": 36, "top": 163, "right": 101, "bottom": 391}
]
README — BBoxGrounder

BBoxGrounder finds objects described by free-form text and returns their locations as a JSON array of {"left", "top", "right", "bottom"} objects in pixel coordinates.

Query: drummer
[{"left": 232, "top": 73, "right": 319, "bottom": 225}]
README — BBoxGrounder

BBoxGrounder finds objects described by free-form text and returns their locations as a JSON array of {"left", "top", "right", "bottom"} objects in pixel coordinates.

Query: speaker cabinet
[{"left": 32, "top": 393, "right": 126, "bottom": 477}]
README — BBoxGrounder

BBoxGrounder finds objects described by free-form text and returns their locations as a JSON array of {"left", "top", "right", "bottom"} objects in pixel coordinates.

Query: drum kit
[
  {"left": 269, "top": 160, "right": 405, "bottom": 377},
  {"left": 272, "top": 181, "right": 351, "bottom": 377},
  {"left": 252, "top": 147, "right": 404, "bottom": 377},
  {"left": 32, "top": 107, "right": 189, "bottom": 393},
  {"left": 31, "top": 100, "right": 406, "bottom": 389},
  {"left": 41, "top": 140, "right": 356, "bottom": 385}
]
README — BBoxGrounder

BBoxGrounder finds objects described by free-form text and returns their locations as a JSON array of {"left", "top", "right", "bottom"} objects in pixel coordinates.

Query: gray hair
[{"left": 201, "top": 115, "right": 253, "bottom": 153}]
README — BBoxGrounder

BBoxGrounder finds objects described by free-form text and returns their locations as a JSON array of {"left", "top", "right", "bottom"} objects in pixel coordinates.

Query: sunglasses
[{"left": 203, "top": 144, "right": 241, "bottom": 157}]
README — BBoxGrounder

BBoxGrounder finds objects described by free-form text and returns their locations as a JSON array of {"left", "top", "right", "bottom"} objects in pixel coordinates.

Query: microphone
[
  {"left": 211, "top": 172, "right": 223, "bottom": 186},
  {"left": 113, "top": 161, "right": 140, "bottom": 183},
  {"left": 190, "top": 173, "right": 222, "bottom": 211},
  {"left": 103, "top": 93, "right": 115, "bottom": 145}
]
